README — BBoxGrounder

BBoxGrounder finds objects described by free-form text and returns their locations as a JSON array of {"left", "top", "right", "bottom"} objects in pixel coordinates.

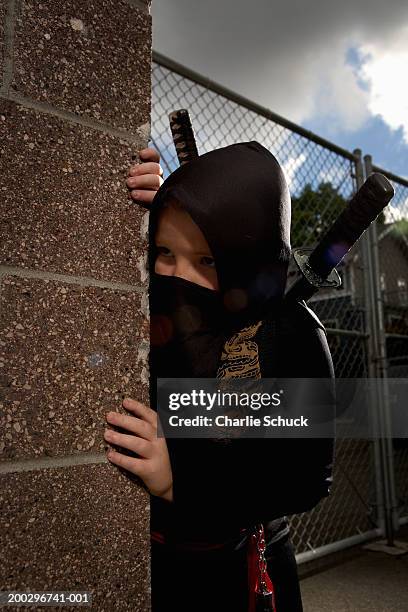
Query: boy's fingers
[
  {"left": 128, "top": 190, "right": 156, "bottom": 205},
  {"left": 128, "top": 162, "right": 163, "bottom": 177},
  {"left": 126, "top": 174, "right": 163, "bottom": 190},
  {"left": 122, "top": 397, "right": 157, "bottom": 427},
  {"left": 139, "top": 147, "right": 160, "bottom": 163},
  {"left": 126, "top": 175, "right": 163, "bottom": 191},
  {"left": 106, "top": 450, "right": 147, "bottom": 478},
  {"left": 104, "top": 430, "right": 152, "bottom": 458},
  {"left": 106, "top": 411, "right": 155, "bottom": 440},
  {"left": 135, "top": 162, "right": 163, "bottom": 176}
]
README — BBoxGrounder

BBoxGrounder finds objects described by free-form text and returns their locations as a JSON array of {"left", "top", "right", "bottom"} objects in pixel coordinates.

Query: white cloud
[
  {"left": 282, "top": 153, "right": 307, "bottom": 188},
  {"left": 358, "top": 28, "right": 408, "bottom": 143},
  {"left": 384, "top": 197, "right": 408, "bottom": 223},
  {"left": 152, "top": 0, "right": 408, "bottom": 139}
]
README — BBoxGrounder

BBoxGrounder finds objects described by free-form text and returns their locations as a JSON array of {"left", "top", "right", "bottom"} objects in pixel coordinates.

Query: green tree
[
  {"left": 291, "top": 181, "right": 386, "bottom": 247},
  {"left": 291, "top": 181, "right": 347, "bottom": 247}
]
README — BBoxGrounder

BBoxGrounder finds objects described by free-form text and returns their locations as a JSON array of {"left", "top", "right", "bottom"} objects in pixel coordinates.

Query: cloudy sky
[{"left": 151, "top": 0, "right": 408, "bottom": 178}]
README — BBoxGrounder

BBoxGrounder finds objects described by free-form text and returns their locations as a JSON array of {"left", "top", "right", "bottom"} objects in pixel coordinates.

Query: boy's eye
[
  {"left": 156, "top": 247, "right": 215, "bottom": 268},
  {"left": 157, "top": 247, "right": 173, "bottom": 257},
  {"left": 201, "top": 256, "right": 215, "bottom": 268}
]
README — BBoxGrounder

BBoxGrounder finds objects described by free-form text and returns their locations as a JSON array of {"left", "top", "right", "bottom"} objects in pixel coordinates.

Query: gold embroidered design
[{"left": 216, "top": 320, "right": 263, "bottom": 379}]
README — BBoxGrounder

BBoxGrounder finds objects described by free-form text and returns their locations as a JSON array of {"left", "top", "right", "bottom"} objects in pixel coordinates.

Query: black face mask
[{"left": 149, "top": 271, "right": 227, "bottom": 380}]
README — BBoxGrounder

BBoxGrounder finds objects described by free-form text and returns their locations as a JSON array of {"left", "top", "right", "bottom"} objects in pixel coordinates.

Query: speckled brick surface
[
  {"left": 0, "top": 1, "right": 5, "bottom": 85},
  {"left": 11, "top": 0, "right": 151, "bottom": 133},
  {"left": 0, "top": 100, "right": 150, "bottom": 284},
  {"left": 0, "top": 464, "right": 150, "bottom": 611},
  {"left": 1, "top": 0, "right": 152, "bottom": 604},
  {"left": 0, "top": 275, "right": 150, "bottom": 460}
]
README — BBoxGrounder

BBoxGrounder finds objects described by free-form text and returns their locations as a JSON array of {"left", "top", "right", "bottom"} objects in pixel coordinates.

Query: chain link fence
[
  {"left": 368, "top": 164, "right": 408, "bottom": 527},
  {"left": 151, "top": 52, "right": 408, "bottom": 560}
]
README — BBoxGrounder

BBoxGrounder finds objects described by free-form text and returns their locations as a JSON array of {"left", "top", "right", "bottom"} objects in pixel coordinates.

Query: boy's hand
[
  {"left": 104, "top": 397, "right": 173, "bottom": 502},
  {"left": 126, "top": 147, "right": 164, "bottom": 205}
]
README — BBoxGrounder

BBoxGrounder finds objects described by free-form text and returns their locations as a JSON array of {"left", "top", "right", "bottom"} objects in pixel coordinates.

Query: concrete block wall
[{"left": 0, "top": 1, "right": 152, "bottom": 609}]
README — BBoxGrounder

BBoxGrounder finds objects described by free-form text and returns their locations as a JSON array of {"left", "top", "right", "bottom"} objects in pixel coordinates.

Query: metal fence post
[
  {"left": 364, "top": 155, "right": 400, "bottom": 542},
  {"left": 354, "top": 149, "right": 389, "bottom": 542}
]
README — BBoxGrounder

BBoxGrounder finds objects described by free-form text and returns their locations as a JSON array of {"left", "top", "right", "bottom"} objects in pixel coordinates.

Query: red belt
[{"left": 151, "top": 525, "right": 277, "bottom": 611}]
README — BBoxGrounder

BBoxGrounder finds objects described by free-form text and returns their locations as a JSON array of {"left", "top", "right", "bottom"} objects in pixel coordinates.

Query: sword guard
[{"left": 292, "top": 247, "right": 342, "bottom": 289}]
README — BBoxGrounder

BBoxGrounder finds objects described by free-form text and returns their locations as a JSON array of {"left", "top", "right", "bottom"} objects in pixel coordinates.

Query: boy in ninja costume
[{"left": 107, "top": 144, "right": 336, "bottom": 611}]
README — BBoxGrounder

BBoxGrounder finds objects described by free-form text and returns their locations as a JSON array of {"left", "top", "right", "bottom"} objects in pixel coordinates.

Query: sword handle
[{"left": 169, "top": 109, "right": 199, "bottom": 166}]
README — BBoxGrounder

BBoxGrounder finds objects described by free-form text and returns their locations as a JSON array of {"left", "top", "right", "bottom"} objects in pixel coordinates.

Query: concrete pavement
[{"left": 299, "top": 527, "right": 408, "bottom": 611}]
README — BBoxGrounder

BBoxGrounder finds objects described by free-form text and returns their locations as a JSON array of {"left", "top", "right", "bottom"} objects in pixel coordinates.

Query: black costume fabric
[
  {"left": 147, "top": 141, "right": 336, "bottom": 609},
  {"left": 149, "top": 272, "right": 227, "bottom": 379}
]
